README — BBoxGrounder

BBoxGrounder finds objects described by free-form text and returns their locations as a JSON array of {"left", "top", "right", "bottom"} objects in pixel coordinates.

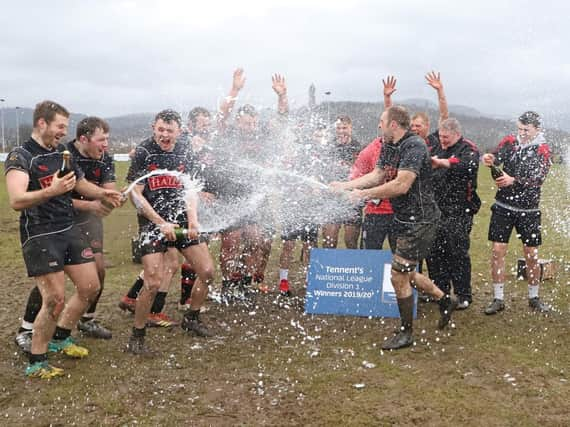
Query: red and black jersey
[
  {"left": 493, "top": 134, "right": 551, "bottom": 210},
  {"left": 431, "top": 136, "right": 481, "bottom": 216},
  {"left": 350, "top": 137, "right": 394, "bottom": 215},
  {"left": 67, "top": 140, "right": 116, "bottom": 225},
  {"left": 4, "top": 137, "right": 85, "bottom": 245},
  {"left": 127, "top": 137, "right": 199, "bottom": 228}
]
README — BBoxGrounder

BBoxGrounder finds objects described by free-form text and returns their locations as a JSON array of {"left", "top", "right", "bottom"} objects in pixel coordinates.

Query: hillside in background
[
  {"left": 1, "top": 102, "right": 568, "bottom": 156},
  {"left": 315, "top": 101, "right": 570, "bottom": 156}
]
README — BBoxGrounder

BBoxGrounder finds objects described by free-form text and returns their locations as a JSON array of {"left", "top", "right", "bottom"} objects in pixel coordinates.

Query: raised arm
[
  {"left": 382, "top": 75, "right": 397, "bottom": 110},
  {"left": 272, "top": 73, "right": 288, "bottom": 115},
  {"left": 425, "top": 71, "right": 449, "bottom": 126},
  {"left": 217, "top": 68, "right": 246, "bottom": 129}
]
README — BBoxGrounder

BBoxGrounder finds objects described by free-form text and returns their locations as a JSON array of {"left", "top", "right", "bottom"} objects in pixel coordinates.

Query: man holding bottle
[
  {"left": 126, "top": 109, "right": 215, "bottom": 354},
  {"left": 5, "top": 101, "right": 122, "bottom": 378},
  {"left": 482, "top": 111, "right": 552, "bottom": 315}
]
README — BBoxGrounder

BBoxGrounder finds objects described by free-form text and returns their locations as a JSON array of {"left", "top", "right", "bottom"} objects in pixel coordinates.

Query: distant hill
[
  {"left": 401, "top": 98, "right": 483, "bottom": 118},
  {"left": 1, "top": 103, "right": 568, "bottom": 158},
  {"left": 316, "top": 101, "right": 570, "bottom": 156}
]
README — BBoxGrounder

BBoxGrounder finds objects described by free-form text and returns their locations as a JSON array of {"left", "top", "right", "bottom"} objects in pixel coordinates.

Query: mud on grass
[
  {"left": 1, "top": 166, "right": 570, "bottom": 425},
  {"left": 1, "top": 273, "right": 569, "bottom": 426}
]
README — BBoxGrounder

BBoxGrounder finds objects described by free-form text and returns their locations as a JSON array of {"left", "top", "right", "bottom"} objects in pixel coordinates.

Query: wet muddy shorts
[
  {"left": 393, "top": 220, "right": 437, "bottom": 262},
  {"left": 22, "top": 226, "right": 94, "bottom": 277},
  {"left": 488, "top": 203, "right": 541, "bottom": 247}
]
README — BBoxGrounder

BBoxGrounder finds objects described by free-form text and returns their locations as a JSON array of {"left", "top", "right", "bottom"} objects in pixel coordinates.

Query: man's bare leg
[
  {"left": 31, "top": 272, "right": 66, "bottom": 356},
  {"left": 322, "top": 224, "right": 340, "bottom": 248},
  {"left": 181, "top": 243, "right": 215, "bottom": 336},
  {"left": 485, "top": 242, "right": 508, "bottom": 315},
  {"left": 344, "top": 224, "right": 361, "bottom": 249}
]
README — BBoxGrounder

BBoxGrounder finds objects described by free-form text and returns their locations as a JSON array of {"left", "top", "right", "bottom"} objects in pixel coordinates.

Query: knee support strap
[{"left": 391, "top": 259, "right": 417, "bottom": 273}]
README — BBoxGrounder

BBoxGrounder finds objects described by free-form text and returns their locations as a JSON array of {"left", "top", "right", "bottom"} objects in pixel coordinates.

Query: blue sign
[{"left": 305, "top": 248, "right": 417, "bottom": 319}]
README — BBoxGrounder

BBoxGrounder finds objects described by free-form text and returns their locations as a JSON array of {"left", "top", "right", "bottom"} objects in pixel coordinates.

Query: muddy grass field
[{"left": 1, "top": 164, "right": 569, "bottom": 426}]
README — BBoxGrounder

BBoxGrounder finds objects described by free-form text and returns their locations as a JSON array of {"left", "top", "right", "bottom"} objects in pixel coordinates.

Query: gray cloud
[{"left": 1, "top": 0, "right": 569, "bottom": 122}]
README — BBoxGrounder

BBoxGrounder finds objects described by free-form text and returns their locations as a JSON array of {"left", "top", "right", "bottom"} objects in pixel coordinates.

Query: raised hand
[
  {"left": 425, "top": 71, "right": 444, "bottom": 91},
  {"left": 382, "top": 75, "right": 397, "bottom": 97},
  {"left": 272, "top": 74, "right": 287, "bottom": 96},
  {"left": 232, "top": 68, "right": 246, "bottom": 92}
]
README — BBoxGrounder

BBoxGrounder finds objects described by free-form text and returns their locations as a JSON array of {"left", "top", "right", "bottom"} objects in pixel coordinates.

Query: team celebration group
[{"left": 4, "top": 69, "right": 552, "bottom": 379}]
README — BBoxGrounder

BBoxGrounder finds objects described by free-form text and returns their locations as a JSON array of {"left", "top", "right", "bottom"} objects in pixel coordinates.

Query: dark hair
[
  {"left": 237, "top": 104, "right": 257, "bottom": 117},
  {"left": 188, "top": 107, "right": 211, "bottom": 126},
  {"left": 33, "top": 100, "right": 70, "bottom": 127},
  {"left": 335, "top": 114, "right": 352, "bottom": 125},
  {"left": 154, "top": 109, "right": 182, "bottom": 127},
  {"left": 386, "top": 105, "right": 411, "bottom": 129},
  {"left": 76, "top": 116, "right": 110, "bottom": 140},
  {"left": 518, "top": 111, "right": 541, "bottom": 128}
]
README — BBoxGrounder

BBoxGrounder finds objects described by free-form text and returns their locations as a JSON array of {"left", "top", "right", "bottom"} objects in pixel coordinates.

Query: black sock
[
  {"left": 23, "top": 286, "right": 43, "bottom": 324},
  {"left": 396, "top": 295, "right": 414, "bottom": 332},
  {"left": 180, "top": 283, "right": 193, "bottom": 304},
  {"left": 438, "top": 294, "right": 452, "bottom": 311},
  {"left": 132, "top": 326, "right": 146, "bottom": 337},
  {"left": 127, "top": 276, "right": 144, "bottom": 299},
  {"left": 29, "top": 353, "right": 48, "bottom": 364},
  {"left": 85, "top": 283, "right": 104, "bottom": 317},
  {"left": 53, "top": 326, "right": 71, "bottom": 341},
  {"left": 151, "top": 291, "right": 167, "bottom": 314},
  {"left": 185, "top": 309, "right": 200, "bottom": 321}
]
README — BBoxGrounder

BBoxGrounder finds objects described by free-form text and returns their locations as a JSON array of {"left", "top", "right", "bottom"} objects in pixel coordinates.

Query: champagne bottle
[
  {"left": 57, "top": 150, "right": 73, "bottom": 177},
  {"left": 490, "top": 164, "right": 504, "bottom": 180},
  {"left": 174, "top": 227, "right": 189, "bottom": 240}
]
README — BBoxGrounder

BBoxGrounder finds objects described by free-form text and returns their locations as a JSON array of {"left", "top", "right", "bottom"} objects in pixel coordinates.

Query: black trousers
[
  {"left": 361, "top": 213, "right": 397, "bottom": 252},
  {"left": 426, "top": 214, "right": 474, "bottom": 301}
]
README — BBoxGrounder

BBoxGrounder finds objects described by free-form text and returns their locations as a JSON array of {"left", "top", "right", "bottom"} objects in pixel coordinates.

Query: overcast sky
[{"left": 1, "top": 0, "right": 569, "bottom": 123}]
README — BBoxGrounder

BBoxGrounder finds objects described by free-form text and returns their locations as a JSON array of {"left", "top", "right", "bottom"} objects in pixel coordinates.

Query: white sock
[
  {"left": 82, "top": 312, "right": 95, "bottom": 320},
  {"left": 528, "top": 285, "right": 539, "bottom": 299},
  {"left": 279, "top": 269, "right": 288, "bottom": 281},
  {"left": 494, "top": 283, "right": 504, "bottom": 300},
  {"left": 21, "top": 320, "right": 34, "bottom": 331}
]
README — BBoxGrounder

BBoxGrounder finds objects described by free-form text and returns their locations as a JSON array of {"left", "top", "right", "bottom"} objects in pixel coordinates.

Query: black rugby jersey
[
  {"left": 67, "top": 140, "right": 116, "bottom": 224},
  {"left": 322, "top": 137, "right": 361, "bottom": 182},
  {"left": 127, "top": 137, "right": 198, "bottom": 228},
  {"left": 4, "top": 137, "right": 85, "bottom": 244},
  {"left": 430, "top": 136, "right": 480, "bottom": 217},
  {"left": 376, "top": 132, "right": 439, "bottom": 224}
]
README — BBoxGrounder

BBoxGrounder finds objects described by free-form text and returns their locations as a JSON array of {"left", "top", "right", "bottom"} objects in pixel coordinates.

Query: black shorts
[
  {"left": 22, "top": 226, "right": 94, "bottom": 277},
  {"left": 362, "top": 213, "right": 396, "bottom": 251},
  {"left": 488, "top": 203, "right": 542, "bottom": 247},
  {"left": 138, "top": 225, "right": 203, "bottom": 257},
  {"left": 393, "top": 219, "right": 436, "bottom": 262},
  {"left": 76, "top": 218, "right": 104, "bottom": 254},
  {"left": 281, "top": 224, "right": 319, "bottom": 242}
]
